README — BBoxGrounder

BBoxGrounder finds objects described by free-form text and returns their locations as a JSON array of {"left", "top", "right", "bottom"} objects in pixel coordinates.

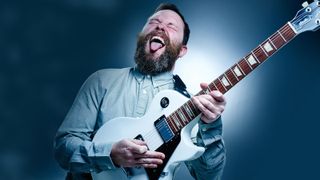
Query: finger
[
  {"left": 141, "top": 163, "right": 158, "bottom": 168},
  {"left": 192, "top": 96, "right": 205, "bottom": 112},
  {"left": 198, "top": 96, "right": 221, "bottom": 114},
  {"left": 200, "top": 94, "right": 225, "bottom": 113},
  {"left": 131, "top": 139, "right": 147, "bottom": 146},
  {"left": 127, "top": 141, "right": 148, "bottom": 154},
  {"left": 199, "top": 94, "right": 215, "bottom": 104},
  {"left": 201, "top": 115, "right": 211, "bottom": 123},
  {"left": 201, "top": 113, "right": 219, "bottom": 123},
  {"left": 193, "top": 97, "right": 214, "bottom": 118},
  {"left": 136, "top": 158, "right": 163, "bottom": 165},
  {"left": 200, "top": 83, "right": 208, "bottom": 90},
  {"left": 210, "top": 91, "right": 226, "bottom": 103},
  {"left": 134, "top": 151, "right": 165, "bottom": 159}
]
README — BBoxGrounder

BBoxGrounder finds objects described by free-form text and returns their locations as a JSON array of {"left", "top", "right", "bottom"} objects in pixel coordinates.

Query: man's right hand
[{"left": 110, "top": 139, "right": 165, "bottom": 168}]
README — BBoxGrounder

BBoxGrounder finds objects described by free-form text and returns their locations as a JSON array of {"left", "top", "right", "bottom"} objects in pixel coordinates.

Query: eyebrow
[{"left": 149, "top": 17, "right": 178, "bottom": 27}]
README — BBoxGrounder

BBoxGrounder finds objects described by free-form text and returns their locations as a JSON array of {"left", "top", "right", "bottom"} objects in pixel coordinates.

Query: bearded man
[{"left": 54, "top": 3, "right": 226, "bottom": 180}]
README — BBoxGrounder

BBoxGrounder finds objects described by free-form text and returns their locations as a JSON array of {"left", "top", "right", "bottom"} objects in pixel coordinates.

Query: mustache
[
  {"left": 134, "top": 31, "right": 182, "bottom": 75},
  {"left": 140, "top": 30, "right": 170, "bottom": 46}
]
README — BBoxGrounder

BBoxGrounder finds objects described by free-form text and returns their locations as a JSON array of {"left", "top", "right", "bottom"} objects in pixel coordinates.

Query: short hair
[{"left": 154, "top": 3, "right": 190, "bottom": 45}]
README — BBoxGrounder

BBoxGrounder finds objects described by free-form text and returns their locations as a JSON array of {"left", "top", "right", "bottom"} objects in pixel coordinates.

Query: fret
[
  {"left": 232, "top": 64, "right": 245, "bottom": 80},
  {"left": 259, "top": 44, "right": 269, "bottom": 57},
  {"left": 263, "top": 39, "right": 277, "bottom": 56},
  {"left": 238, "top": 59, "right": 251, "bottom": 75},
  {"left": 168, "top": 115, "right": 179, "bottom": 132},
  {"left": 172, "top": 114, "right": 183, "bottom": 129},
  {"left": 277, "top": 30, "right": 287, "bottom": 42},
  {"left": 167, "top": 116, "right": 178, "bottom": 133},
  {"left": 185, "top": 102, "right": 196, "bottom": 118},
  {"left": 177, "top": 109, "right": 188, "bottom": 124},
  {"left": 214, "top": 79, "right": 227, "bottom": 93},
  {"left": 202, "top": 87, "right": 210, "bottom": 94},
  {"left": 236, "top": 62, "right": 246, "bottom": 75},
  {"left": 270, "top": 32, "right": 286, "bottom": 49},
  {"left": 197, "top": 90, "right": 205, "bottom": 95},
  {"left": 245, "top": 53, "right": 259, "bottom": 69},
  {"left": 167, "top": 116, "right": 177, "bottom": 133},
  {"left": 224, "top": 73, "right": 233, "bottom": 85},
  {"left": 181, "top": 106, "right": 192, "bottom": 122},
  {"left": 173, "top": 112, "right": 186, "bottom": 126},
  {"left": 218, "top": 78, "right": 228, "bottom": 91},
  {"left": 219, "top": 74, "right": 233, "bottom": 90},
  {"left": 280, "top": 24, "right": 295, "bottom": 42},
  {"left": 267, "top": 37, "right": 278, "bottom": 50},
  {"left": 188, "top": 100, "right": 201, "bottom": 116},
  {"left": 251, "top": 51, "right": 261, "bottom": 63},
  {"left": 253, "top": 47, "right": 268, "bottom": 63},
  {"left": 225, "top": 69, "right": 238, "bottom": 85},
  {"left": 164, "top": 22, "right": 298, "bottom": 136},
  {"left": 210, "top": 82, "right": 218, "bottom": 91},
  {"left": 244, "top": 58, "right": 253, "bottom": 70}
]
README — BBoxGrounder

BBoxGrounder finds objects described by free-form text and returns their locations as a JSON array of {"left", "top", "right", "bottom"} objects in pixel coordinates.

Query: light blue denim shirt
[{"left": 54, "top": 67, "right": 225, "bottom": 179}]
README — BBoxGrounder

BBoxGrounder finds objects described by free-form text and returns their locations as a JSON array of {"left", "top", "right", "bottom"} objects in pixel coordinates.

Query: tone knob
[{"left": 160, "top": 97, "right": 169, "bottom": 108}]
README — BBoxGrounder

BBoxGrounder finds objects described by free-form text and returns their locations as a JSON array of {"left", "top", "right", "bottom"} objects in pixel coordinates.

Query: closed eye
[
  {"left": 167, "top": 23, "right": 177, "bottom": 31},
  {"left": 149, "top": 19, "right": 160, "bottom": 24}
]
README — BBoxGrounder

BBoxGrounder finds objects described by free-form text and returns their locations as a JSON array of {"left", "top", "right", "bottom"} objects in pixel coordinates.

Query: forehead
[{"left": 149, "top": 10, "right": 184, "bottom": 27}]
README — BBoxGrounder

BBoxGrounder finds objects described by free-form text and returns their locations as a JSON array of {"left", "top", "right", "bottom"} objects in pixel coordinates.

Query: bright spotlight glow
[{"left": 174, "top": 37, "right": 265, "bottom": 138}]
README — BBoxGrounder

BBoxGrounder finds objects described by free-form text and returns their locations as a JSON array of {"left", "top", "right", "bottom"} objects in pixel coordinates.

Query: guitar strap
[{"left": 173, "top": 74, "right": 191, "bottom": 98}]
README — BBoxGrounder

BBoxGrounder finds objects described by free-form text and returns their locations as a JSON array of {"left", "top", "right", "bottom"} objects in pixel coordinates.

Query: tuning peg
[{"left": 302, "top": 1, "right": 309, "bottom": 8}]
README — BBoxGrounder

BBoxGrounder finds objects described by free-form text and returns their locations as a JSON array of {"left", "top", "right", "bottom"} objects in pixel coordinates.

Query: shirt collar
[{"left": 132, "top": 67, "right": 174, "bottom": 87}]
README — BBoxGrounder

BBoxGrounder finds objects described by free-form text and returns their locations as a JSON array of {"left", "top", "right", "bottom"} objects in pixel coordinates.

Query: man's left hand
[{"left": 192, "top": 83, "right": 226, "bottom": 124}]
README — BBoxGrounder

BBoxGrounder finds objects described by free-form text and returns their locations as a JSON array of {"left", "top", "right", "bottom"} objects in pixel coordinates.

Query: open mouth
[{"left": 149, "top": 36, "right": 165, "bottom": 53}]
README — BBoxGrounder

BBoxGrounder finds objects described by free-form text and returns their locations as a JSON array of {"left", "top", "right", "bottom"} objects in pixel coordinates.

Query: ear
[{"left": 178, "top": 45, "right": 188, "bottom": 58}]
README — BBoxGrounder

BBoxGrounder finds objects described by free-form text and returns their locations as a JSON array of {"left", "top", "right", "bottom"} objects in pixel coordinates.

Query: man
[{"left": 54, "top": 3, "right": 226, "bottom": 180}]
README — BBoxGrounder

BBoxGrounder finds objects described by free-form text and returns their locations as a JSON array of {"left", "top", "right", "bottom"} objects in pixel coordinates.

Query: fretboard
[{"left": 166, "top": 22, "right": 297, "bottom": 134}]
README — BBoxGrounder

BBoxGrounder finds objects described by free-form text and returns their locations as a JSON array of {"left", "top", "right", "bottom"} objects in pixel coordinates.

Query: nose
[{"left": 156, "top": 22, "right": 166, "bottom": 32}]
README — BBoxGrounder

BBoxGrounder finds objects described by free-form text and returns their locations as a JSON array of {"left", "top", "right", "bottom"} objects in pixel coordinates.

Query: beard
[{"left": 134, "top": 31, "right": 182, "bottom": 76}]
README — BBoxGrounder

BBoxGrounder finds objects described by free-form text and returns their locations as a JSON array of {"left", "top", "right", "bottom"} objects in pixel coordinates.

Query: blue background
[{"left": 1, "top": 0, "right": 319, "bottom": 179}]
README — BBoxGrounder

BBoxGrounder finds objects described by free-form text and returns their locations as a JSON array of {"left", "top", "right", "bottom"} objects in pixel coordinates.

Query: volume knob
[{"left": 160, "top": 97, "right": 169, "bottom": 108}]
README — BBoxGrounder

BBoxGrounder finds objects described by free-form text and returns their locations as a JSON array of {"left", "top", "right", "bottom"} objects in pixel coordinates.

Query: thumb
[{"left": 200, "top": 83, "right": 208, "bottom": 90}]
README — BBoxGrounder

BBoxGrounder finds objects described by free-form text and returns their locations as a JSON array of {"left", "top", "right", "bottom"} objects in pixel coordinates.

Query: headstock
[{"left": 290, "top": 1, "right": 320, "bottom": 34}]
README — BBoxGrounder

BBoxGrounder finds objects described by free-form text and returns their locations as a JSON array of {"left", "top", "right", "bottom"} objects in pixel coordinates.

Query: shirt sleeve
[
  {"left": 185, "top": 117, "right": 226, "bottom": 180},
  {"left": 54, "top": 71, "right": 117, "bottom": 173}
]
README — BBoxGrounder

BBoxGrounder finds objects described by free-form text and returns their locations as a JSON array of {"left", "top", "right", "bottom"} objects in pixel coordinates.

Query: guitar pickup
[{"left": 154, "top": 115, "right": 175, "bottom": 143}]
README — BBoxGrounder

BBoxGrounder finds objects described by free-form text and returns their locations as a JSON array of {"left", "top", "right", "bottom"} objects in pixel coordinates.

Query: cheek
[
  {"left": 142, "top": 24, "right": 156, "bottom": 34},
  {"left": 168, "top": 31, "right": 184, "bottom": 44}
]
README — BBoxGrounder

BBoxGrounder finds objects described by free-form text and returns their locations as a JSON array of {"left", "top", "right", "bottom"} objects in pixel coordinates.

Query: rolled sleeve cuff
[
  {"left": 90, "top": 142, "right": 117, "bottom": 171},
  {"left": 198, "top": 116, "right": 223, "bottom": 147},
  {"left": 70, "top": 141, "right": 117, "bottom": 172}
]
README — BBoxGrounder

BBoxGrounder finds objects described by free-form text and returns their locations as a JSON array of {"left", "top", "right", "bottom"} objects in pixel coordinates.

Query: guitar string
[
  {"left": 139, "top": 23, "right": 295, "bottom": 148},
  {"left": 140, "top": 24, "right": 295, "bottom": 148}
]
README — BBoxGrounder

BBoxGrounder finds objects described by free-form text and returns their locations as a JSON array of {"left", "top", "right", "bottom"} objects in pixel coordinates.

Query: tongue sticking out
[{"left": 150, "top": 42, "right": 163, "bottom": 52}]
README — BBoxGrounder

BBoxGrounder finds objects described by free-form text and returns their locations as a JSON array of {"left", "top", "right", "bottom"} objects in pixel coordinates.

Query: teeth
[{"left": 151, "top": 36, "right": 164, "bottom": 44}]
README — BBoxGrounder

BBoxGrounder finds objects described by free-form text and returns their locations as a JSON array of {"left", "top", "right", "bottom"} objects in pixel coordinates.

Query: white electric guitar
[{"left": 92, "top": 1, "right": 320, "bottom": 180}]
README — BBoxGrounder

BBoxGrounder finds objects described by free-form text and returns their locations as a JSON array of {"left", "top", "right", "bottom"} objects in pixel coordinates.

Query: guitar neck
[{"left": 166, "top": 22, "right": 297, "bottom": 134}]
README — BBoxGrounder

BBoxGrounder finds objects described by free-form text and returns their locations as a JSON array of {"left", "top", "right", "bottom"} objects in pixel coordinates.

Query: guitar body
[{"left": 92, "top": 90, "right": 205, "bottom": 180}]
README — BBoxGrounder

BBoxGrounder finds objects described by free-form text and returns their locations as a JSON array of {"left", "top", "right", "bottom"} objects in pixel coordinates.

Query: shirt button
[
  {"left": 202, "top": 127, "right": 208, "bottom": 131},
  {"left": 146, "top": 75, "right": 151, "bottom": 78},
  {"left": 143, "top": 90, "right": 147, "bottom": 94}
]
